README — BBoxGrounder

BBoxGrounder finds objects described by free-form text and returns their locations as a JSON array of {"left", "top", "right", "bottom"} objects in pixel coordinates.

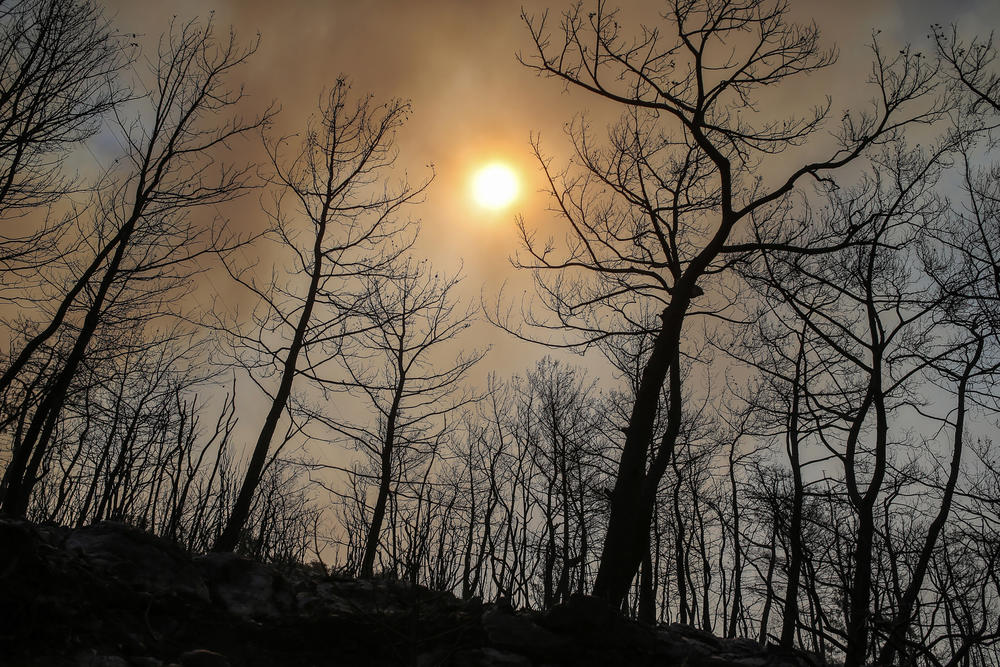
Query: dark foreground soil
[{"left": 0, "top": 517, "right": 828, "bottom": 667}]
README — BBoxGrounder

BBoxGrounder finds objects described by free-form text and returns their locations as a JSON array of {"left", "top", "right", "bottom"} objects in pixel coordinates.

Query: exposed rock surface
[{"left": 0, "top": 517, "right": 829, "bottom": 667}]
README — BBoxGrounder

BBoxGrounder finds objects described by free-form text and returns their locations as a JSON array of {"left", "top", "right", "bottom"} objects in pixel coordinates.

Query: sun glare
[{"left": 472, "top": 163, "right": 519, "bottom": 210}]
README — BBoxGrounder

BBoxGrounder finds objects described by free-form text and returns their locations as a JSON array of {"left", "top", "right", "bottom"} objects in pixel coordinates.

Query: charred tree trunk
[
  {"left": 780, "top": 336, "right": 807, "bottom": 648},
  {"left": 213, "top": 216, "right": 325, "bottom": 552},
  {"left": 592, "top": 293, "right": 689, "bottom": 606}
]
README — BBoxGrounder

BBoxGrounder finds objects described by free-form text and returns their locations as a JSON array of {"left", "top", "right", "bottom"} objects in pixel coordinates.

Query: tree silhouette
[
  {"left": 0, "top": 0, "right": 130, "bottom": 273},
  {"left": 213, "top": 80, "right": 427, "bottom": 552},
  {"left": 3, "top": 4, "right": 1000, "bottom": 665},
  {"left": 0, "top": 18, "right": 267, "bottom": 516},
  {"left": 514, "top": 0, "right": 947, "bottom": 611},
  {"left": 319, "top": 259, "right": 483, "bottom": 577}
]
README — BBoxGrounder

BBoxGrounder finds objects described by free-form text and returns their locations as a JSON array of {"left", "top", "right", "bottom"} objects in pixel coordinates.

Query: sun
[{"left": 472, "top": 163, "right": 519, "bottom": 210}]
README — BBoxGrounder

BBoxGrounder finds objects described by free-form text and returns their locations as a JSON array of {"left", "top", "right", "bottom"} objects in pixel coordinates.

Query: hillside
[{"left": 0, "top": 517, "right": 826, "bottom": 667}]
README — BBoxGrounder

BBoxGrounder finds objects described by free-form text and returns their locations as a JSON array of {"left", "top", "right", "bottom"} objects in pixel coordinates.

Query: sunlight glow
[{"left": 472, "top": 163, "right": 519, "bottom": 209}]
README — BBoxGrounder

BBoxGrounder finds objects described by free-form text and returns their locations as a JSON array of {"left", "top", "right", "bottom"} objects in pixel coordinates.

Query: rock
[
  {"left": 539, "top": 594, "right": 616, "bottom": 635},
  {"left": 482, "top": 607, "right": 568, "bottom": 658},
  {"left": 415, "top": 647, "right": 452, "bottom": 666},
  {"left": 295, "top": 579, "right": 357, "bottom": 617},
  {"left": 194, "top": 552, "right": 295, "bottom": 619},
  {"left": 693, "top": 657, "right": 774, "bottom": 667},
  {"left": 762, "top": 644, "right": 823, "bottom": 667},
  {"left": 665, "top": 622, "right": 722, "bottom": 648},
  {"left": 453, "top": 647, "right": 532, "bottom": 667},
  {"left": 720, "top": 637, "right": 763, "bottom": 654},
  {"left": 732, "top": 658, "right": 772, "bottom": 667},
  {"left": 656, "top": 633, "right": 714, "bottom": 663},
  {"left": 655, "top": 624, "right": 729, "bottom": 664},
  {"left": 128, "top": 658, "right": 165, "bottom": 667},
  {"left": 179, "top": 649, "right": 230, "bottom": 667},
  {"left": 0, "top": 516, "right": 77, "bottom": 591},
  {"left": 74, "top": 653, "right": 130, "bottom": 667},
  {"left": 296, "top": 578, "right": 384, "bottom": 617},
  {"left": 35, "top": 520, "right": 72, "bottom": 547},
  {"left": 65, "top": 522, "right": 208, "bottom": 601}
]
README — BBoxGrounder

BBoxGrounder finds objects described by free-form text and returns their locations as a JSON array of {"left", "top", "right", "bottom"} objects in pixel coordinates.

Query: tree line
[{"left": 2, "top": 1, "right": 1000, "bottom": 665}]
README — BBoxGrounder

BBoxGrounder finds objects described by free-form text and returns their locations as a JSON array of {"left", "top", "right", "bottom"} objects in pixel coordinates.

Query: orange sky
[{"left": 98, "top": 0, "right": 1000, "bottom": 380}]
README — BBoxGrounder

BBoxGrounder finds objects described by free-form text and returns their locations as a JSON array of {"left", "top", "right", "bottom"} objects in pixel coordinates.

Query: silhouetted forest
[{"left": 3, "top": 1, "right": 1000, "bottom": 665}]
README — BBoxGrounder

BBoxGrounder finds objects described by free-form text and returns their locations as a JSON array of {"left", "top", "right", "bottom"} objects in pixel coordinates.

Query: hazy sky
[{"left": 100, "top": 0, "right": 1000, "bottom": 379}]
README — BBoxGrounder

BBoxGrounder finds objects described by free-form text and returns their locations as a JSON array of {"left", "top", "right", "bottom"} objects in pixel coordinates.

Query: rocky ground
[{"left": 0, "top": 517, "right": 828, "bottom": 667}]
